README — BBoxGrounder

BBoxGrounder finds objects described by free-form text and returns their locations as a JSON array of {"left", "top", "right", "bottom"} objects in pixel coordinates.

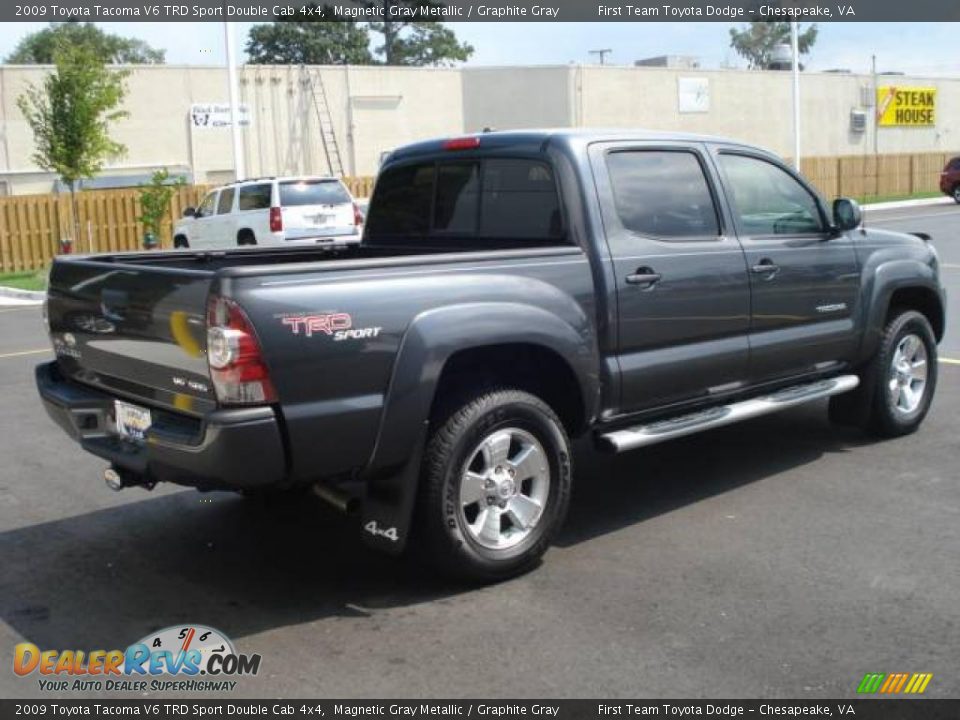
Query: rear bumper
[{"left": 36, "top": 362, "right": 287, "bottom": 490}]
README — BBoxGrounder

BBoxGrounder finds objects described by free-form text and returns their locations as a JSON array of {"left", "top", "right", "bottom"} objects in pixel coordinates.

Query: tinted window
[
  {"left": 949, "top": 157, "right": 960, "bottom": 171},
  {"left": 434, "top": 162, "right": 479, "bottom": 234},
  {"left": 197, "top": 192, "right": 217, "bottom": 218},
  {"left": 606, "top": 151, "right": 719, "bottom": 239},
  {"left": 217, "top": 187, "right": 235, "bottom": 215},
  {"left": 279, "top": 180, "right": 350, "bottom": 207},
  {"left": 480, "top": 159, "right": 562, "bottom": 240},
  {"left": 366, "top": 163, "right": 436, "bottom": 239},
  {"left": 719, "top": 154, "right": 823, "bottom": 235},
  {"left": 238, "top": 183, "right": 272, "bottom": 211}
]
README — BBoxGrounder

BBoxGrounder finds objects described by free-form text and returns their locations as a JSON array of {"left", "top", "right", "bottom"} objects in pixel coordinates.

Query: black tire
[
  {"left": 173, "top": 235, "right": 189, "bottom": 249},
  {"left": 953, "top": 185, "right": 960, "bottom": 204},
  {"left": 417, "top": 389, "right": 572, "bottom": 582},
  {"left": 237, "top": 230, "right": 257, "bottom": 246},
  {"left": 829, "top": 309, "right": 937, "bottom": 437}
]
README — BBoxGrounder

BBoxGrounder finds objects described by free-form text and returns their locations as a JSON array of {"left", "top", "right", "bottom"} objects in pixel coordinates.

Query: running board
[{"left": 598, "top": 375, "right": 860, "bottom": 453}]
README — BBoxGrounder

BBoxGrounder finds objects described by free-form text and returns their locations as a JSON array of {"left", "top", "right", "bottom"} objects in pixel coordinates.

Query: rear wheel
[
  {"left": 953, "top": 184, "right": 960, "bottom": 204},
  {"left": 829, "top": 309, "right": 937, "bottom": 437},
  {"left": 173, "top": 235, "right": 189, "bottom": 249},
  {"left": 237, "top": 230, "right": 257, "bottom": 246},
  {"left": 417, "top": 389, "right": 572, "bottom": 582}
]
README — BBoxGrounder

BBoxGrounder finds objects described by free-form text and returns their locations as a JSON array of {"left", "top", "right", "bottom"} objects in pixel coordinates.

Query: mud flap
[{"left": 359, "top": 421, "right": 428, "bottom": 555}]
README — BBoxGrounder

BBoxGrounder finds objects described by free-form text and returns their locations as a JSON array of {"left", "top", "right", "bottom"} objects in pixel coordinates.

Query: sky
[{"left": 0, "top": 22, "right": 958, "bottom": 76}]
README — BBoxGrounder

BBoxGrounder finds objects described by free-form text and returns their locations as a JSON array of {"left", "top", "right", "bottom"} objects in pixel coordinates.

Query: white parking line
[
  {"left": 0, "top": 348, "right": 49, "bottom": 360},
  {"left": 940, "top": 357, "right": 960, "bottom": 366}
]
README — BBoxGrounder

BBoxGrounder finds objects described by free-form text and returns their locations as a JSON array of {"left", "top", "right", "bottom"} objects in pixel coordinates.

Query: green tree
[
  {"left": 17, "top": 43, "right": 129, "bottom": 244},
  {"left": 7, "top": 22, "right": 165, "bottom": 64},
  {"left": 246, "top": 3, "right": 473, "bottom": 67},
  {"left": 729, "top": 22, "right": 818, "bottom": 69},
  {"left": 138, "top": 169, "right": 187, "bottom": 247},
  {"left": 247, "top": 11, "right": 373, "bottom": 64}
]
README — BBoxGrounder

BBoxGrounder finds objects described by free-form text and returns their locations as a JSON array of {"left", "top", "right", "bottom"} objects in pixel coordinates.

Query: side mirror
[
  {"left": 182, "top": 206, "right": 196, "bottom": 218},
  {"left": 832, "top": 198, "right": 862, "bottom": 232}
]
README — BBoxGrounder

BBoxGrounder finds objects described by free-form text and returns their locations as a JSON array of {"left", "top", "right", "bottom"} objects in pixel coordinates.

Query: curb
[
  {"left": 861, "top": 197, "right": 953, "bottom": 212},
  {"left": 0, "top": 286, "right": 45, "bottom": 304}
]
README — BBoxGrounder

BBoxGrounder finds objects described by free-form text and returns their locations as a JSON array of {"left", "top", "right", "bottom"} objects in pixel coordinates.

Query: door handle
[
  {"left": 750, "top": 259, "right": 780, "bottom": 277},
  {"left": 625, "top": 268, "right": 662, "bottom": 288}
]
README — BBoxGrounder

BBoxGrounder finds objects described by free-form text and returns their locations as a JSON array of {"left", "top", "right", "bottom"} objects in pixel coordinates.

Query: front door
[
  {"left": 189, "top": 190, "right": 219, "bottom": 248},
  {"left": 711, "top": 149, "right": 861, "bottom": 382},
  {"left": 590, "top": 142, "right": 752, "bottom": 415}
]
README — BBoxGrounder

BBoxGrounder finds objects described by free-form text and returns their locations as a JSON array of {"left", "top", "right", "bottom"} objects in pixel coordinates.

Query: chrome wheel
[
  {"left": 888, "top": 333, "right": 928, "bottom": 415},
  {"left": 459, "top": 428, "right": 550, "bottom": 550}
]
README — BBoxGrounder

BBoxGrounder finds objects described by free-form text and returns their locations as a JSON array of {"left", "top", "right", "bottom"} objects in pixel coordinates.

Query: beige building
[{"left": 0, "top": 62, "right": 957, "bottom": 195}]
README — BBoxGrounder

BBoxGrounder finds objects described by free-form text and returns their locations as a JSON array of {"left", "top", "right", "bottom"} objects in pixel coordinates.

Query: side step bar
[{"left": 598, "top": 374, "right": 860, "bottom": 453}]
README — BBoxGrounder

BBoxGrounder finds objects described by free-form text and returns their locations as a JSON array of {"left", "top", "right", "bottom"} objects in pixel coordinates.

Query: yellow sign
[{"left": 876, "top": 86, "right": 936, "bottom": 126}]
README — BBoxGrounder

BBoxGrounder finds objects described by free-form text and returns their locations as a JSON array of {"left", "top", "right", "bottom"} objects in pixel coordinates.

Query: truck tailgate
[{"left": 46, "top": 259, "right": 216, "bottom": 415}]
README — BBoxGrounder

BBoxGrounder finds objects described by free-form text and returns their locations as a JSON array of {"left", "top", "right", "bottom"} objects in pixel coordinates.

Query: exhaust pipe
[
  {"left": 312, "top": 483, "right": 360, "bottom": 515},
  {"left": 103, "top": 466, "right": 155, "bottom": 492}
]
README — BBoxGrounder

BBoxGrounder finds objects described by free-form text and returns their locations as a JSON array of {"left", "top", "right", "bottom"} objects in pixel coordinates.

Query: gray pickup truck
[{"left": 37, "top": 130, "right": 945, "bottom": 580}]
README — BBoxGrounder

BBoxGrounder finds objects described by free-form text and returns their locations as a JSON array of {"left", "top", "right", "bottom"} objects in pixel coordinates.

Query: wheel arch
[{"left": 359, "top": 301, "right": 600, "bottom": 555}]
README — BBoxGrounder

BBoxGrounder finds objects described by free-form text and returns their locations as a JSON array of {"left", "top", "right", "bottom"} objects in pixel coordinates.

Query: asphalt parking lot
[{"left": 0, "top": 203, "right": 958, "bottom": 700}]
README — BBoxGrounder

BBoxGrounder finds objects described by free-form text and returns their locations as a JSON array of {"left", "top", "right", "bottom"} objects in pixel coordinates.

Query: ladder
[{"left": 304, "top": 66, "right": 345, "bottom": 177}]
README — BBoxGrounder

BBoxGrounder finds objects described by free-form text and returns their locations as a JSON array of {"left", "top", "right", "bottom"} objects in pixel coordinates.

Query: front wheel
[
  {"left": 417, "top": 389, "right": 572, "bottom": 582},
  {"left": 953, "top": 185, "right": 960, "bottom": 204},
  {"left": 830, "top": 309, "right": 937, "bottom": 437}
]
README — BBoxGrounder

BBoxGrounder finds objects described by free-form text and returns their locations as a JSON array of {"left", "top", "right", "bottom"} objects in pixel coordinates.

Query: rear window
[
  {"left": 366, "top": 158, "right": 564, "bottom": 246},
  {"left": 238, "top": 183, "right": 271, "bottom": 211},
  {"left": 279, "top": 180, "right": 351, "bottom": 207}
]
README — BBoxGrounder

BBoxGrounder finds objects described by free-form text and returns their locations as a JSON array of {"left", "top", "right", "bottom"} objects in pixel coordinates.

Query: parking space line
[
  {"left": 0, "top": 348, "right": 49, "bottom": 360},
  {"left": 940, "top": 357, "right": 960, "bottom": 366},
  {"left": 941, "top": 264, "right": 960, "bottom": 270}
]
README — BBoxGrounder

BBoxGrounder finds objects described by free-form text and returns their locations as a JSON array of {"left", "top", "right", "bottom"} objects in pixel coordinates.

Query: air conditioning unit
[{"left": 850, "top": 109, "right": 867, "bottom": 133}]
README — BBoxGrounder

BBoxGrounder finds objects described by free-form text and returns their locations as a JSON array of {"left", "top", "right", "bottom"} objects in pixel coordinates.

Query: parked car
[
  {"left": 173, "top": 176, "right": 363, "bottom": 249},
  {"left": 38, "top": 130, "right": 945, "bottom": 581},
  {"left": 939, "top": 156, "right": 960, "bottom": 203}
]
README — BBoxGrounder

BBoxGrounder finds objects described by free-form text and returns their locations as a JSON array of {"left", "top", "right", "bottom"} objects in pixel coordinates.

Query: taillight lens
[
  {"left": 206, "top": 296, "right": 277, "bottom": 405},
  {"left": 269, "top": 206, "right": 283, "bottom": 233},
  {"left": 353, "top": 202, "right": 364, "bottom": 227}
]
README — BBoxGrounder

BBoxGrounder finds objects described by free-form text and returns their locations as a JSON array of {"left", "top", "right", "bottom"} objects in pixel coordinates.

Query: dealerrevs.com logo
[{"left": 13, "top": 625, "right": 261, "bottom": 693}]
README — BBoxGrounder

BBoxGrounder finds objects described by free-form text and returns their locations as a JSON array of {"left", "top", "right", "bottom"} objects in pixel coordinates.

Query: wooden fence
[
  {"left": 0, "top": 153, "right": 953, "bottom": 273},
  {"left": 0, "top": 176, "right": 377, "bottom": 273}
]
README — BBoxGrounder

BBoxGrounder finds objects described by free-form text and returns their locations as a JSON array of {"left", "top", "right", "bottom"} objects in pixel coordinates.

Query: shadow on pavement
[{"left": 0, "top": 400, "right": 868, "bottom": 649}]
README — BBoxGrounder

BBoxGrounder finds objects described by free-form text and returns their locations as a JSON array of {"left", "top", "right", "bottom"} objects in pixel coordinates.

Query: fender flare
[
  {"left": 359, "top": 301, "right": 599, "bottom": 554},
  {"left": 858, "top": 258, "right": 943, "bottom": 363}
]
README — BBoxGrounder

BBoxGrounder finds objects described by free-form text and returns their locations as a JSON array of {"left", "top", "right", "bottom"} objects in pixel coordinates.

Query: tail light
[
  {"left": 269, "top": 207, "right": 283, "bottom": 233},
  {"left": 353, "top": 202, "right": 364, "bottom": 227},
  {"left": 206, "top": 296, "right": 277, "bottom": 405}
]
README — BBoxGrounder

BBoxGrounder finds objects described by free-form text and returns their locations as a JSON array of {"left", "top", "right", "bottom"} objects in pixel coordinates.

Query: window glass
[
  {"left": 719, "top": 154, "right": 823, "bottom": 235},
  {"left": 197, "top": 192, "right": 217, "bottom": 218},
  {"left": 480, "top": 159, "right": 562, "bottom": 240},
  {"left": 216, "top": 187, "right": 235, "bottom": 215},
  {"left": 434, "top": 162, "right": 479, "bottom": 234},
  {"left": 238, "top": 184, "right": 272, "bottom": 211},
  {"left": 365, "top": 163, "right": 435, "bottom": 239},
  {"left": 605, "top": 151, "right": 719, "bottom": 238},
  {"left": 279, "top": 180, "right": 351, "bottom": 207}
]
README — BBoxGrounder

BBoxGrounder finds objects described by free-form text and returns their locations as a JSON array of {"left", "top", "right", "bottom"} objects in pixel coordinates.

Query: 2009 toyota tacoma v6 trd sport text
[{"left": 37, "top": 130, "right": 946, "bottom": 580}]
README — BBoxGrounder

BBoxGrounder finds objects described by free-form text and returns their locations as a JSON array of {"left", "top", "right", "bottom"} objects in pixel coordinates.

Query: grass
[
  {"left": 856, "top": 190, "right": 944, "bottom": 205},
  {"left": 0, "top": 269, "right": 48, "bottom": 292}
]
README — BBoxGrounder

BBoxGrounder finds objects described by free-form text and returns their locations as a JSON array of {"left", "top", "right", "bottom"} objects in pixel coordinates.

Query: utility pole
[
  {"left": 589, "top": 49, "right": 613, "bottom": 65},
  {"left": 224, "top": 22, "right": 245, "bottom": 182},
  {"left": 790, "top": 22, "right": 801, "bottom": 171}
]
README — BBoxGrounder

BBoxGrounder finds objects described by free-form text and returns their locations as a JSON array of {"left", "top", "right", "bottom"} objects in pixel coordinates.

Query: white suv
[{"left": 173, "top": 176, "right": 363, "bottom": 249}]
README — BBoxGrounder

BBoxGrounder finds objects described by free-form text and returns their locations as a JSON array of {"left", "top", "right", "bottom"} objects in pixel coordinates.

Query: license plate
[
  {"left": 306, "top": 213, "right": 333, "bottom": 227},
  {"left": 115, "top": 400, "right": 152, "bottom": 441}
]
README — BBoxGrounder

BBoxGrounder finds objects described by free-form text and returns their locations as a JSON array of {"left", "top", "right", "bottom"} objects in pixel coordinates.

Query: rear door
[
  {"left": 279, "top": 179, "right": 356, "bottom": 240},
  {"left": 590, "top": 141, "right": 752, "bottom": 414},
  {"left": 711, "top": 148, "right": 861, "bottom": 382}
]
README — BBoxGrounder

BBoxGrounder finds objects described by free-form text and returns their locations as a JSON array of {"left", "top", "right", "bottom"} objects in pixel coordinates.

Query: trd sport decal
[{"left": 278, "top": 312, "right": 382, "bottom": 342}]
